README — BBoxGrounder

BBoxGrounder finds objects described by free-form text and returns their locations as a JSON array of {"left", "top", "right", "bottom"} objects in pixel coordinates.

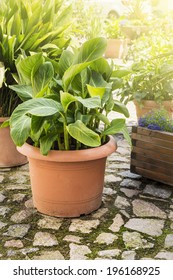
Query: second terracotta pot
[
  {"left": 17, "top": 136, "right": 117, "bottom": 217},
  {"left": 134, "top": 100, "right": 173, "bottom": 119},
  {"left": 0, "top": 117, "right": 28, "bottom": 168}
]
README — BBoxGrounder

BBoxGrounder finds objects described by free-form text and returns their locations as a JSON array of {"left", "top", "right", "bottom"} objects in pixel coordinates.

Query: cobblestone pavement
[{"left": 0, "top": 104, "right": 173, "bottom": 260}]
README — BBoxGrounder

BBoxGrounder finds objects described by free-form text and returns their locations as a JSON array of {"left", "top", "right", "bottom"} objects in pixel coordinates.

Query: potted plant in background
[
  {"left": 131, "top": 109, "right": 173, "bottom": 186},
  {"left": 120, "top": 0, "right": 151, "bottom": 40},
  {"left": 9, "top": 37, "right": 130, "bottom": 217},
  {"left": 119, "top": 31, "right": 173, "bottom": 118},
  {"left": 0, "top": 0, "right": 71, "bottom": 167},
  {"left": 104, "top": 17, "right": 128, "bottom": 59}
]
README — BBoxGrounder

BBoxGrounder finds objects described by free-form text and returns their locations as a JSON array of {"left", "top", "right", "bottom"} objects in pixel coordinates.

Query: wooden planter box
[{"left": 130, "top": 126, "right": 173, "bottom": 186}]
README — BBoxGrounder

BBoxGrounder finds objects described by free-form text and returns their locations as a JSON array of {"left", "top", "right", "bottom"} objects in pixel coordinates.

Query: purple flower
[{"left": 147, "top": 124, "right": 162, "bottom": 130}]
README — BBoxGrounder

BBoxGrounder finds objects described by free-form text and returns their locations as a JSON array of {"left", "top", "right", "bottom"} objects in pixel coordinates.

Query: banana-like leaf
[
  {"left": 87, "top": 84, "right": 105, "bottom": 99},
  {"left": 76, "top": 96, "right": 101, "bottom": 109},
  {"left": 10, "top": 98, "right": 61, "bottom": 146},
  {"left": 113, "top": 100, "right": 130, "bottom": 118},
  {"left": 60, "top": 91, "right": 77, "bottom": 112},
  {"left": 40, "top": 133, "right": 58, "bottom": 156},
  {"left": 16, "top": 53, "right": 44, "bottom": 84},
  {"left": 10, "top": 115, "right": 31, "bottom": 146},
  {"left": 9, "top": 85, "right": 33, "bottom": 101},
  {"left": 59, "top": 50, "right": 74, "bottom": 78},
  {"left": 121, "top": 126, "right": 132, "bottom": 147},
  {"left": 33, "top": 61, "right": 54, "bottom": 95},
  {"left": 63, "top": 37, "right": 107, "bottom": 90},
  {"left": 101, "top": 119, "right": 126, "bottom": 136},
  {"left": 74, "top": 37, "right": 107, "bottom": 64},
  {"left": 67, "top": 120, "right": 101, "bottom": 147}
]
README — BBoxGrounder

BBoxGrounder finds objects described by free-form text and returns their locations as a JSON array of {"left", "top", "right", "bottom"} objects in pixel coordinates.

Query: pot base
[{"left": 33, "top": 193, "right": 102, "bottom": 218}]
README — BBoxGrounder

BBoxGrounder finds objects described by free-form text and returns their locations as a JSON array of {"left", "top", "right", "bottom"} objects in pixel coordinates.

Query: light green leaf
[
  {"left": 63, "top": 37, "right": 107, "bottom": 90},
  {"left": 40, "top": 133, "right": 58, "bottom": 156},
  {"left": 97, "top": 113, "right": 110, "bottom": 126},
  {"left": 60, "top": 91, "right": 77, "bottom": 112},
  {"left": 102, "top": 119, "right": 126, "bottom": 136},
  {"left": 33, "top": 61, "right": 54, "bottom": 95},
  {"left": 74, "top": 37, "right": 107, "bottom": 64},
  {"left": 76, "top": 96, "right": 101, "bottom": 109},
  {"left": 59, "top": 50, "right": 74, "bottom": 77},
  {"left": 62, "top": 61, "right": 91, "bottom": 91},
  {"left": 10, "top": 98, "right": 61, "bottom": 146},
  {"left": 10, "top": 115, "right": 31, "bottom": 146},
  {"left": 16, "top": 53, "right": 44, "bottom": 84},
  {"left": 113, "top": 100, "right": 130, "bottom": 118},
  {"left": 121, "top": 126, "right": 132, "bottom": 147},
  {"left": 9, "top": 85, "right": 33, "bottom": 101},
  {"left": 87, "top": 84, "right": 105, "bottom": 99},
  {"left": 67, "top": 120, "right": 101, "bottom": 147}
]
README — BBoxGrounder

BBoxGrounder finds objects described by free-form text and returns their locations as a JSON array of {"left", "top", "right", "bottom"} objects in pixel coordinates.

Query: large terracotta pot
[
  {"left": 134, "top": 100, "right": 173, "bottom": 119},
  {"left": 17, "top": 136, "right": 117, "bottom": 217},
  {"left": 0, "top": 117, "right": 28, "bottom": 168},
  {"left": 105, "top": 38, "right": 128, "bottom": 59}
]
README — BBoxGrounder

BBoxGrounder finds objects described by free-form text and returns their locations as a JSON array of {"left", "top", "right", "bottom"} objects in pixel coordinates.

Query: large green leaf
[
  {"left": 10, "top": 98, "right": 61, "bottom": 146},
  {"left": 74, "top": 37, "right": 107, "bottom": 64},
  {"left": 76, "top": 96, "right": 101, "bottom": 109},
  {"left": 91, "top": 58, "right": 112, "bottom": 80},
  {"left": 16, "top": 53, "right": 44, "bottom": 84},
  {"left": 59, "top": 50, "right": 74, "bottom": 77},
  {"left": 33, "top": 61, "right": 54, "bottom": 95},
  {"left": 9, "top": 85, "right": 33, "bottom": 101},
  {"left": 62, "top": 37, "right": 107, "bottom": 90},
  {"left": 10, "top": 115, "right": 31, "bottom": 146},
  {"left": 62, "top": 62, "right": 91, "bottom": 92},
  {"left": 102, "top": 119, "right": 126, "bottom": 136},
  {"left": 67, "top": 120, "right": 101, "bottom": 147}
]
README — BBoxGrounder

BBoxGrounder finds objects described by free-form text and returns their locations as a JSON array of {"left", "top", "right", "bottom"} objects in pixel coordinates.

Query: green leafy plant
[
  {"left": 119, "top": 31, "right": 173, "bottom": 104},
  {"left": 0, "top": 0, "right": 71, "bottom": 117},
  {"left": 138, "top": 109, "right": 173, "bottom": 132},
  {"left": 104, "top": 18, "right": 124, "bottom": 39},
  {"left": 9, "top": 37, "right": 130, "bottom": 155}
]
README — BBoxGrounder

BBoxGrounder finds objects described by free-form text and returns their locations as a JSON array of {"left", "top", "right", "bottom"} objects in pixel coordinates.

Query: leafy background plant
[{"left": 0, "top": 0, "right": 71, "bottom": 116}]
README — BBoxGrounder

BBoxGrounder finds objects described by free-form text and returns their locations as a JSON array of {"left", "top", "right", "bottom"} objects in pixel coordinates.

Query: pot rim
[{"left": 17, "top": 136, "right": 117, "bottom": 162}]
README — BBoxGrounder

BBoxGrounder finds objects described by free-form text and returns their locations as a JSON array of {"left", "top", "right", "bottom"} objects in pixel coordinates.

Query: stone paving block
[{"left": 124, "top": 218, "right": 165, "bottom": 236}]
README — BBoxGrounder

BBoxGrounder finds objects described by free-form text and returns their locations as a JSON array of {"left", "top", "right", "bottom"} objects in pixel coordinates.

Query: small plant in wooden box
[{"left": 131, "top": 109, "right": 173, "bottom": 186}]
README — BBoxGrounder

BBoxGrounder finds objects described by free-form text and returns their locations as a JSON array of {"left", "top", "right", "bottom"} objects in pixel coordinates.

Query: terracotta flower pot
[
  {"left": 105, "top": 38, "right": 128, "bottom": 59},
  {"left": 17, "top": 136, "right": 117, "bottom": 217},
  {"left": 0, "top": 117, "right": 28, "bottom": 168},
  {"left": 134, "top": 100, "right": 173, "bottom": 119}
]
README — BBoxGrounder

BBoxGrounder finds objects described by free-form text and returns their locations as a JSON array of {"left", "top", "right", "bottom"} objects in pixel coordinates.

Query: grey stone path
[{"left": 0, "top": 133, "right": 173, "bottom": 260}]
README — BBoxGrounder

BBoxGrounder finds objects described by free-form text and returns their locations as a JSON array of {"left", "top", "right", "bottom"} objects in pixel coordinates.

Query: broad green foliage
[
  {"left": 10, "top": 37, "right": 130, "bottom": 155},
  {"left": 120, "top": 31, "right": 173, "bottom": 104},
  {"left": 0, "top": 0, "right": 71, "bottom": 116}
]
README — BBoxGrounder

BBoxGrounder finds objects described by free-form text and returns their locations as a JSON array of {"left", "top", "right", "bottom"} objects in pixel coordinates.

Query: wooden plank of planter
[
  {"left": 131, "top": 126, "right": 173, "bottom": 186},
  {"left": 132, "top": 132, "right": 173, "bottom": 149},
  {"left": 132, "top": 139, "right": 173, "bottom": 157},
  {"left": 132, "top": 126, "right": 173, "bottom": 142},
  {"left": 132, "top": 146, "right": 173, "bottom": 164},
  {"left": 131, "top": 166, "right": 173, "bottom": 186},
  {"left": 131, "top": 157, "right": 173, "bottom": 177}
]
